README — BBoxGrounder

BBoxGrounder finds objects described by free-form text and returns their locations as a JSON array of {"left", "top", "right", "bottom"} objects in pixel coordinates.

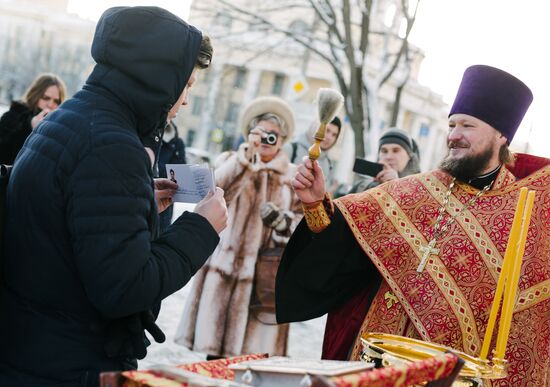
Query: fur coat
[{"left": 175, "top": 143, "right": 302, "bottom": 357}]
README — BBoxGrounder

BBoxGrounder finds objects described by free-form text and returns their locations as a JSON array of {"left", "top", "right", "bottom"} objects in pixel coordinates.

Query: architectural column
[
  {"left": 242, "top": 67, "right": 262, "bottom": 105},
  {"left": 195, "top": 62, "right": 223, "bottom": 151}
]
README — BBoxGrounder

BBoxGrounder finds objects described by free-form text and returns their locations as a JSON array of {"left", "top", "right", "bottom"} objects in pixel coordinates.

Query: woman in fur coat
[{"left": 176, "top": 96, "right": 301, "bottom": 358}]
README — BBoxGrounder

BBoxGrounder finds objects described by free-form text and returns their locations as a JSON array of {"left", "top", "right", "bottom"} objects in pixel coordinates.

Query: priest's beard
[{"left": 439, "top": 144, "right": 494, "bottom": 182}]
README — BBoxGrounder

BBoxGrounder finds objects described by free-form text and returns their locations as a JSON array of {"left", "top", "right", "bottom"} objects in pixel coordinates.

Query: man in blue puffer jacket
[{"left": 0, "top": 6, "right": 227, "bottom": 386}]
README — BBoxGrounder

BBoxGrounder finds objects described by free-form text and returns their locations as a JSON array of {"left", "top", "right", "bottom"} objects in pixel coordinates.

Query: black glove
[
  {"left": 141, "top": 309, "right": 166, "bottom": 344},
  {"left": 103, "top": 310, "right": 165, "bottom": 360}
]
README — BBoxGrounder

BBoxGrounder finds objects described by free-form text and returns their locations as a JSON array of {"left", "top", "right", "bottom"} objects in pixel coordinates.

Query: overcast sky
[{"left": 409, "top": 0, "right": 550, "bottom": 155}]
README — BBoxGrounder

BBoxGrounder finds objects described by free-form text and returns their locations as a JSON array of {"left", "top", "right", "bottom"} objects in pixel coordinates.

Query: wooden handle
[{"left": 308, "top": 123, "right": 327, "bottom": 161}]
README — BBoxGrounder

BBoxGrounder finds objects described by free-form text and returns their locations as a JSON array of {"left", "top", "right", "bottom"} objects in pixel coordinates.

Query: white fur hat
[{"left": 239, "top": 96, "right": 295, "bottom": 141}]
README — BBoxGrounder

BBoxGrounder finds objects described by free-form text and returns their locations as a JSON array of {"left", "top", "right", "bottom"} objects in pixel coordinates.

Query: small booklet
[{"left": 165, "top": 163, "right": 215, "bottom": 203}]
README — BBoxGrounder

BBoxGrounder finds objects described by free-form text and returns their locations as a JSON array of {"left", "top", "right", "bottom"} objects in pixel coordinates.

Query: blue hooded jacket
[{"left": 0, "top": 6, "right": 218, "bottom": 384}]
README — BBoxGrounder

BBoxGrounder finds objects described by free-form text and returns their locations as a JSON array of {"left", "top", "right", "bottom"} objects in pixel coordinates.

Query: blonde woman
[{"left": 0, "top": 73, "right": 66, "bottom": 164}]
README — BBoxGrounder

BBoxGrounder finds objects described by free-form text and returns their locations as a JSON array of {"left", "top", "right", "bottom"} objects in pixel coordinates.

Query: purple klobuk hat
[{"left": 449, "top": 65, "right": 533, "bottom": 143}]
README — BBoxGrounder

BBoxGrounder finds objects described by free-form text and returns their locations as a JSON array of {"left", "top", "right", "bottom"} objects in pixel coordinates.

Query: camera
[{"left": 260, "top": 131, "right": 278, "bottom": 145}]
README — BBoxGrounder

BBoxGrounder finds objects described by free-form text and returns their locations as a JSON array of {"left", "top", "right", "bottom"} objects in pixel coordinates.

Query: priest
[{"left": 275, "top": 65, "right": 549, "bottom": 386}]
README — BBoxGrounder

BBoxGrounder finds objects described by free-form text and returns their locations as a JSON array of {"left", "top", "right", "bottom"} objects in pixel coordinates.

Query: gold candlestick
[
  {"left": 494, "top": 190, "right": 535, "bottom": 359},
  {"left": 479, "top": 188, "right": 527, "bottom": 359}
]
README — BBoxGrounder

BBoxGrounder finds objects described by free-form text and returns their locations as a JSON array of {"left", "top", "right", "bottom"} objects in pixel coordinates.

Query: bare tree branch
[
  {"left": 200, "top": 0, "right": 421, "bottom": 158},
  {"left": 342, "top": 0, "right": 357, "bottom": 71},
  {"left": 254, "top": 4, "right": 310, "bottom": 12},
  {"left": 358, "top": 0, "right": 372, "bottom": 59},
  {"left": 240, "top": 37, "right": 289, "bottom": 65},
  {"left": 378, "top": 0, "right": 420, "bottom": 87},
  {"left": 311, "top": 0, "right": 346, "bottom": 45},
  {"left": 217, "top": 0, "right": 337, "bottom": 64},
  {"left": 327, "top": 29, "right": 344, "bottom": 68},
  {"left": 307, "top": 0, "right": 335, "bottom": 26}
]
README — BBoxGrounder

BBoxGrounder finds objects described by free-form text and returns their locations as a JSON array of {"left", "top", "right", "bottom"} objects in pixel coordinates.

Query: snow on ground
[
  {"left": 139, "top": 203, "right": 327, "bottom": 369},
  {"left": 139, "top": 280, "right": 327, "bottom": 369}
]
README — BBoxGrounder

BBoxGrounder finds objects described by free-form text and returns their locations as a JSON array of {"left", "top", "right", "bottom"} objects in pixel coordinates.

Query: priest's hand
[{"left": 292, "top": 157, "right": 325, "bottom": 204}]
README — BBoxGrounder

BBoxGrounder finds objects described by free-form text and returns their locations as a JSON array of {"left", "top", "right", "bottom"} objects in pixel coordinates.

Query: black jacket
[
  {"left": 0, "top": 101, "right": 33, "bottom": 165},
  {"left": 0, "top": 6, "right": 218, "bottom": 385},
  {"left": 159, "top": 123, "right": 187, "bottom": 176}
]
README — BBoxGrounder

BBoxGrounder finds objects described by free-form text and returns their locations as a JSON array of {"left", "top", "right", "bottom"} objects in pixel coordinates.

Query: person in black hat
[
  {"left": 0, "top": 6, "right": 228, "bottom": 385},
  {"left": 439, "top": 65, "right": 530, "bottom": 185},
  {"left": 284, "top": 116, "right": 342, "bottom": 192},
  {"left": 350, "top": 128, "right": 421, "bottom": 193},
  {"left": 276, "top": 65, "right": 549, "bottom": 386}
]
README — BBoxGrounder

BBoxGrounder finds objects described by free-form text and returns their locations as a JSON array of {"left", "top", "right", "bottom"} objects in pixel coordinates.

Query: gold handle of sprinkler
[{"left": 308, "top": 122, "right": 326, "bottom": 161}]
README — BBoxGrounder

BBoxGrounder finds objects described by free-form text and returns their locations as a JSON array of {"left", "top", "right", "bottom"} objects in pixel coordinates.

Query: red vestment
[{"left": 326, "top": 154, "right": 550, "bottom": 386}]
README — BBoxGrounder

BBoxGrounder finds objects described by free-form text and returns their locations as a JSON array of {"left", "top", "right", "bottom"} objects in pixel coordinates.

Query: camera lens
[
  {"left": 266, "top": 133, "right": 277, "bottom": 145},
  {"left": 261, "top": 132, "right": 278, "bottom": 145}
]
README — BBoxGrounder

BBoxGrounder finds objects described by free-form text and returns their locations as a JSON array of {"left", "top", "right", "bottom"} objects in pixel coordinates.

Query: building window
[
  {"left": 233, "top": 67, "right": 247, "bottom": 88},
  {"left": 192, "top": 96, "right": 204, "bottom": 116},
  {"left": 225, "top": 102, "right": 240, "bottom": 123},
  {"left": 419, "top": 123, "right": 430, "bottom": 137},
  {"left": 272, "top": 74, "right": 285, "bottom": 95}
]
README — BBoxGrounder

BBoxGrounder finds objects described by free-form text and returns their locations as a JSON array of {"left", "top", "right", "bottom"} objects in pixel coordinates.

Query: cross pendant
[
  {"left": 384, "top": 291, "right": 399, "bottom": 309},
  {"left": 417, "top": 239, "right": 439, "bottom": 272}
]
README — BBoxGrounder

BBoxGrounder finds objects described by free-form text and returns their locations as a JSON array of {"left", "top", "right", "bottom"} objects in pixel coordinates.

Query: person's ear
[{"left": 497, "top": 133, "right": 508, "bottom": 146}]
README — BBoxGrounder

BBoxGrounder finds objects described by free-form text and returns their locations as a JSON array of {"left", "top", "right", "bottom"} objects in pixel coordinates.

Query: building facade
[
  {"left": 0, "top": 0, "right": 452, "bottom": 179},
  {"left": 0, "top": 0, "right": 94, "bottom": 104},
  {"left": 183, "top": 0, "right": 449, "bottom": 181}
]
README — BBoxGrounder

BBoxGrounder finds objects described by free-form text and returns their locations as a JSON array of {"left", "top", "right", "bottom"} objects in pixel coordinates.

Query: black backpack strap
[{"left": 290, "top": 142, "right": 298, "bottom": 163}]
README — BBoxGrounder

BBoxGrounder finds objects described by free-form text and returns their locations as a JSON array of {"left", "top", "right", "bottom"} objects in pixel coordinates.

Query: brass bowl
[{"left": 361, "top": 333, "right": 507, "bottom": 380}]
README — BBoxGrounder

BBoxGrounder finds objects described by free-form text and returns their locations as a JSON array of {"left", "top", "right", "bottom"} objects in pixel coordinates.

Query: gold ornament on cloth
[
  {"left": 302, "top": 193, "right": 334, "bottom": 233},
  {"left": 417, "top": 178, "right": 491, "bottom": 272}
]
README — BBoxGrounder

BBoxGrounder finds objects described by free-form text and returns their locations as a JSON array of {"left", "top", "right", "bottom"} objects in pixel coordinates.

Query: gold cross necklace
[{"left": 416, "top": 178, "right": 491, "bottom": 272}]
